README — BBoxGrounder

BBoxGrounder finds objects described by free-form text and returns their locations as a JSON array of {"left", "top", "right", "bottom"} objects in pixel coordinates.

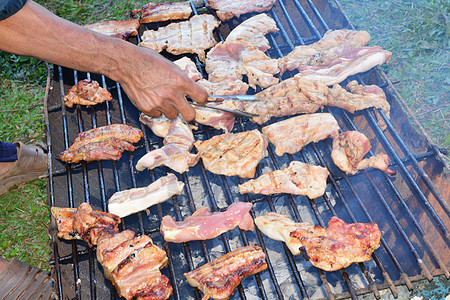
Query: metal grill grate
[{"left": 46, "top": 0, "right": 449, "bottom": 299}]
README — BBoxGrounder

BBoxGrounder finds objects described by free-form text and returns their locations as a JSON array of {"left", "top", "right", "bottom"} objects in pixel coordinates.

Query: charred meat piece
[
  {"left": 63, "top": 79, "right": 112, "bottom": 108},
  {"left": 160, "top": 202, "right": 254, "bottom": 243},
  {"left": 331, "top": 131, "right": 396, "bottom": 175},
  {"left": 290, "top": 216, "right": 381, "bottom": 271},
  {"left": 194, "top": 129, "right": 268, "bottom": 178},
  {"left": 108, "top": 174, "right": 185, "bottom": 218},
  {"left": 206, "top": 0, "right": 276, "bottom": 21},
  {"left": 279, "top": 29, "right": 370, "bottom": 74},
  {"left": 57, "top": 124, "right": 143, "bottom": 163},
  {"left": 131, "top": 2, "right": 192, "bottom": 23},
  {"left": 262, "top": 113, "right": 340, "bottom": 156},
  {"left": 84, "top": 19, "right": 140, "bottom": 40},
  {"left": 238, "top": 161, "right": 329, "bottom": 199},
  {"left": 139, "top": 14, "right": 220, "bottom": 62},
  {"left": 184, "top": 245, "right": 268, "bottom": 300}
]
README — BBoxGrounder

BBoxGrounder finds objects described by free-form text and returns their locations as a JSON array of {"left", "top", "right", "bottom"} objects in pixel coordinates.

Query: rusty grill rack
[{"left": 46, "top": 0, "right": 449, "bottom": 299}]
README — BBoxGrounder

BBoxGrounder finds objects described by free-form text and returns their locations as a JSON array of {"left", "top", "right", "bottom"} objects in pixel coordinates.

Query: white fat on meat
[
  {"left": 160, "top": 202, "right": 254, "bottom": 243},
  {"left": 108, "top": 174, "right": 184, "bottom": 218},
  {"left": 173, "top": 57, "right": 203, "bottom": 82}
]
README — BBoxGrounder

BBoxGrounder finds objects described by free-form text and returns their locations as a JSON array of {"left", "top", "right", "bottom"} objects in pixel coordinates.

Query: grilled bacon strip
[
  {"left": 63, "top": 79, "right": 112, "bottom": 108},
  {"left": 84, "top": 19, "right": 140, "bottom": 40},
  {"left": 206, "top": 0, "right": 276, "bottom": 21},
  {"left": 131, "top": 2, "right": 192, "bottom": 23},
  {"left": 184, "top": 245, "right": 267, "bottom": 300}
]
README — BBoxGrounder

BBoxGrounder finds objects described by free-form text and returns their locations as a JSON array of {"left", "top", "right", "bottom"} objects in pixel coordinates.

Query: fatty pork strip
[
  {"left": 262, "top": 113, "right": 339, "bottom": 156},
  {"left": 295, "top": 46, "right": 392, "bottom": 86},
  {"left": 160, "top": 202, "right": 254, "bottom": 243},
  {"left": 57, "top": 124, "right": 143, "bottom": 163},
  {"left": 184, "top": 245, "right": 268, "bottom": 300},
  {"left": 137, "top": 114, "right": 199, "bottom": 173},
  {"left": 51, "top": 203, "right": 173, "bottom": 300},
  {"left": 278, "top": 29, "right": 370, "bottom": 74},
  {"left": 63, "top": 79, "right": 112, "bottom": 108},
  {"left": 331, "top": 131, "right": 396, "bottom": 175},
  {"left": 173, "top": 57, "right": 203, "bottom": 82},
  {"left": 290, "top": 216, "right": 381, "bottom": 271},
  {"left": 139, "top": 14, "right": 220, "bottom": 62},
  {"left": 238, "top": 161, "right": 329, "bottom": 199},
  {"left": 254, "top": 212, "right": 314, "bottom": 255},
  {"left": 84, "top": 19, "right": 140, "bottom": 40},
  {"left": 108, "top": 174, "right": 185, "bottom": 218},
  {"left": 192, "top": 105, "right": 235, "bottom": 132},
  {"left": 194, "top": 129, "right": 268, "bottom": 178},
  {"left": 206, "top": 0, "right": 276, "bottom": 21},
  {"left": 131, "top": 2, "right": 192, "bottom": 23},
  {"left": 217, "top": 78, "right": 390, "bottom": 124}
]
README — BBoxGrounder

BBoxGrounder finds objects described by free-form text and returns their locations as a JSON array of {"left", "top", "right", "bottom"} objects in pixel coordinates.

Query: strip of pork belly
[
  {"left": 279, "top": 29, "right": 370, "bottom": 74},
  {"left": 290, "top": 216, "right": 381, "bottom": 271},
  {"left": 331, "top": 131, "right": 396, "bottom": 175},
  {"left": 184, "top": 245, "right": 267, "bottom": 300},
  {"left": 255, "top": 212, "right": 314, "bottom": 255},
  {"left": 173, "top": 57, "right": 203, "bottom": 82},
  {"left": 194, "top": 129, "right": 268, "bottom": 178},
  {"left": 73, "top": 124, "right": 143, "bottom": 145},
  {"left": 225, "top": 13, "right": 279, "bottom": 51},
  {"left": 295, "top": 46, "right": 392, "bottom": 86},
  {"left": 139, "top": 14, "right": 220, "bottom": 62},
  {"left": 84, "top": 20, "right": 140, "bottom": 40},
  {"left": 96, "top": 230, "right": 136, "bottom": 264},
  {"left": 262, "top": 113, "right": 339, "bottom": 156},
  {"left": 63, "top": 79, "right": 112, "bottom": 108},
  {"left": 131, "top": 2, "right": 192, "bottom": 23},
  {"left": 205, "top": 41, "right": 279, "bottom": 89},
  {"left": 238, "top": 161, "right": 329, "bottom": 199},
  {"left": 192, "top": 105, "right": 235, "bottom": 132},
  {"left": 206, "top": 0, "right": 276, "bottom": 21},
  {"left": 160, "top": 202, "right": 254, "bottom": 243}
]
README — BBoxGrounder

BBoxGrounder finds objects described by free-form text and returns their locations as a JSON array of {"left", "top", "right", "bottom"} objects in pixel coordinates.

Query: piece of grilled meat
[
  {"left": 63, "top": 79, "right": 112, "bottom": 108},
  {"left": 131, "top": 2, "right": 192, "bottom": 23},
  {"left": 206, "top": 0, "right": 276, "bottom": 21}
]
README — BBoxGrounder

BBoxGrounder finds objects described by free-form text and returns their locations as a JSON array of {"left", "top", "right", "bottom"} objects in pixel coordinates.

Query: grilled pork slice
[
  {"left": 192, "top": 105, "right": 235, "bottom": 132},
  {"left": 173, "top": 57, "right": 202, "bottom": 82},
  {"left": 295, "top": 45, "right": 392, "bottom": 86},
  {"left": 96, "top": 230, "right": 136, "bottom": 264},
  {"left": 255, "top": 212, "right": 314, "bottom": 255},
  {"left": 279, "top": 29, "right": 370, "bottom": 74},
  {"left": 63, "top": 79, "right": 112, "bottom": 108},
  {"left": 184, "top": 245, "right": 267, "bottom": 300},
  {"left": 290, "top": 216, "right": 381, "bottom": 271},
  {"left": 57, "top": 124, "right": 143, "bottom": 163},
  {"left": 262, "top": 113, "right": 340, "bottom": 156},
  {"left": 108, "top": 174, "right": 185, "bottom": 218},
  {"left": 197, "top": 78, "right": 249, "bottom": 96},
  {"left": 206, "top": 0, "right": 276, "bottom": 21},
  {"left": 160, "top": 202, "right": 254, "bottom": 243},
  {"left": 225, "top": 13, "right": 278, "bottom": 51},
  {"left": 84, "top": 19, "right": 140, "bottom": 40},
  {"left": 131, "top": 2, "right": 192, "bottom": 23},
  {"left": 139, "top": 14, "right": 220, "bottom": 62},
  {"left": 194, "top": 129, "right": 268, "bottom": 178},
  {"left": 331, "top": 131, "right": 396, "bottom": 175},
  {"left": 238, "top": 161, "right": 329, "bottom": 199},
  {"left": 137, "top": 115, "right": 199, "bottom": 173}
]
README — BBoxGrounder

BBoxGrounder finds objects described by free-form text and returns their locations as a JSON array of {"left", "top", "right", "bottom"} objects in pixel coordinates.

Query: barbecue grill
[{"left": 46, "top": 0, "right": 449, "bottom": 299}]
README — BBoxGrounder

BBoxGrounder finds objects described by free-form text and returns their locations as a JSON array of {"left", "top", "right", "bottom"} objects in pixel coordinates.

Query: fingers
[{"left": 186, "top": 81, "right": 208, "bottom": 105}]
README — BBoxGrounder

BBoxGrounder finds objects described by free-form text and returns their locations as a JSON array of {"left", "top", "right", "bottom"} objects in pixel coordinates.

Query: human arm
[{"left": 0, "top": 0, "right": 208, "bottom": 120}]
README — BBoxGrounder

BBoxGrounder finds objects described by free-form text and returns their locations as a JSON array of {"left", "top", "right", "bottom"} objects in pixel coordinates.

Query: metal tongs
[
  {"left": 208, "top": 95, "right": 262, "bottom": 101},
  {"left": 190, "top": 102, "right": 259, "bottom": 118}
]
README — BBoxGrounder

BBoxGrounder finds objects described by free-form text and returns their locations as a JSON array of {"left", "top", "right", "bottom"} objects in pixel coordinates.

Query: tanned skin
[{"left": 0, "top": 0, "right": 208, "bottom": 121}]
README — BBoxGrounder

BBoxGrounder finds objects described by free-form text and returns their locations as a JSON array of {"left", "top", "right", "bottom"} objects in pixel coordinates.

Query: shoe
[{"left": 0, "top": 142, "right": 48, "bottom": 195}]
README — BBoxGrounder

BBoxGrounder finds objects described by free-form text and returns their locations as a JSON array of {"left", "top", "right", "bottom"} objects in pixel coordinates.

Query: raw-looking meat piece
[
  {"left": 131, "top": 2, "right": 192, "bottom": 23},
  {"left": 108, "top": 174, "right": 185, "bottom": 218},
  {"left": 279, "top": 29, "right": 370, "bottom": 74},
  {"left": 331, "top": 131, "right": 396, "bottom": 175},
  {"left": 184, "top": 245, "right": 268, "bottom": 300},
  {"left": 173, "top": 57, "right": 203, "bottom": 82},
  {"left": 63, "top": 79, "right": 112, "bottom": 108},
  {"left": 255, "top": 212, "right": 314, "bottom": 255},
  {"left": 295, "top": 46, "right": 392, "bottom": 86},
  {"left": 84, "top": 19, "right": 140, "bottom": 40},
  {"left": 52, "top": 203, "right": 173, "bottom": 300},
  {"left": 290, "top": 216, "right": 381, "bottom": 271},
  {"left": 197, "top": 78, "right": 249, "bottom": 96},
  {"left": 225, "top": 13, "right": 278, "bottom": 51},
  {"left": 160, "top": 202, "right": 254, "bottom": 242},
  {"left": 139, "top": 14, "right": 220, "bottom": 62},
  {"left": 238, "top": 161, "right": 329, "bottom": 199},
  {"left": 137, "top": 114, "right": 199, "bottom": 173},
  {"left": 206, "top": 0, "right": 276, "bottom": 21},
  {"left": 262, "top": 113, "right": 340, "bottom": 156},
  {"left": 194, "top": 129, "right": 268, "bottom": 178},
  {"left": 192, "top": 105, "right": 235, "bottom": 132}
]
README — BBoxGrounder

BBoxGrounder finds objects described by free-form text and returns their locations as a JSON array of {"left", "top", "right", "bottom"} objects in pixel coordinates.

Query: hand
[{"left": 117, "top": 46, "right": 208, "bottom": 121}]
